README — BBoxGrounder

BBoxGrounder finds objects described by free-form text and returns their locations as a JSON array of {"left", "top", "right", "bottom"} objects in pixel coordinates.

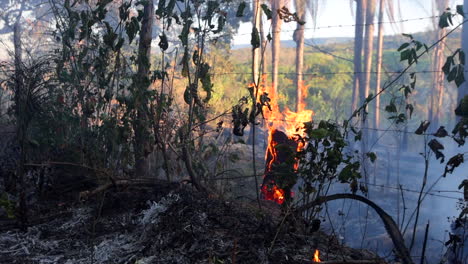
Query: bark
[
  {"left": 260, "top": 15, "right": 267, "bottom": 77},
  {"left": 13, "top": 0, "right": 26, "bottom": 230},
  {"left": 362, "top": 0, "right": 376, "bottom": 109},
  {"left": 252, "top": 0, "right": 261, "bottom": 86},
  {"left": 134, "top": 0, "right": 154, "bottom": 177},
  {"left": 361, "top": 0, "right": 375, "bottom": 178},
  {"left": 458, "top": 0, "right": 468, "bottom": 120},
  {"left": 373, "top": 0, "right": 385, "bottom": 139},
  {"left": 247, "top": 0, "right": 262, "bottom": 146},
  {"left": 351, "top": 0, "right": 367, "bottom": 114},
  {"left": 271, "top": 0, "right": 285, "bottom": 100},
  {"left": 294, "top": 0, "right": 306, "bottom": 112},
  {"left": 429, "top": 0, "right": 448, "bottom": 128}
]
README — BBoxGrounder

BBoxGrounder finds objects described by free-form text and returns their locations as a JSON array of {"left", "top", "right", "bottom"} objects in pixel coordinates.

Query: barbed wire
[
  {"left": 229, "top": 14, "right": 443, "bottom": 38},
  {"left": 213, "top": 69, "right": 448, "bottom": 77},
  {"left": 359, "top": 181, "right": 462, "bottom": 200}
]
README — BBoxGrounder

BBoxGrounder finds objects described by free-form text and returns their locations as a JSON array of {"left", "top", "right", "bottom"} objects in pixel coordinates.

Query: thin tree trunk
[
  {"left": 429, "top": 0, "right": 448, "bottom": 129},
  {"left": 294, "top": 0, "right": 306, "bottom": 112},
  {"left": 458, "top": 0, "right": 468, "bottom": 120},
  {"left": 271, "top": 0, "right": 284, "bottom": 100},
  {"left": 361, "top": 0, "right": 375, "bottom": 181},
  {"left": 351, "top": 0, "right": 367, "bottom": 114},
  {"left": 252, "top": 0, "right": 261, "bottom": 86},
  {"left": 247, "top": 0, "right": 262, "bottom": 145},
  {"left": 362, "top": 0, "right": 376, "bottom": 108},
  {"left": 260, "top": 15, "right": 267, "bottom": 77},
  {"left": 374, "top": 0, "right": 385, "bottom": 140},
  {"left": 134, "top": 0, "right": 154, "bottom": 177},
  {"left": 13, "top": 0, "right": 26, "bottom": 229}
]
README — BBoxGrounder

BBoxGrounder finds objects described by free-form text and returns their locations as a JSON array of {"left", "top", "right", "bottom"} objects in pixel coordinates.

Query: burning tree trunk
[{"left": 261, "top": 129, "right": 298, "bottom": 205}]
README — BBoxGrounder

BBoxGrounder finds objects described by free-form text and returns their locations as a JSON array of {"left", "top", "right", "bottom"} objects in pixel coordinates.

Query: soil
[{"left": 0, "top": 181, "right": 384, "bottom": 264}]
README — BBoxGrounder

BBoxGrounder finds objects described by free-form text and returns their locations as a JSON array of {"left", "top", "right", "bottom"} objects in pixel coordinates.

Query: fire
[
  {"left": 261, "top": 184, "right": 285, "bottom": 204},
  {"left": 313, "top": 249, "right": 321, "bottom": 262},
  {"left": 258, "top": 74, "right": 313, "bottom": 204}
]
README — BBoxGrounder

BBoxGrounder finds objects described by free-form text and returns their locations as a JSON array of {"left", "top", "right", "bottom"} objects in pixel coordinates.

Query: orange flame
[
  {"left": 261, "top": 184, "right": 285, "bottom": 204},
  {"left": 313, "top": 249, "right": 321, "bottom": 262},
  {"left": 258, "top": 75, "right": 313, "bottom": 204}
]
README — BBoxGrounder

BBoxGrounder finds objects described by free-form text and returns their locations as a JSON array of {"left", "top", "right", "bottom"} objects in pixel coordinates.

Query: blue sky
[{"left": 233, "top": 0, "right": 465, "bottom": 45}]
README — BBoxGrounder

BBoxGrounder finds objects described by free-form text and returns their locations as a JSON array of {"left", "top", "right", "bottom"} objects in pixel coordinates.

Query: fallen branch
[
  {"left": 78, "top": 179, "right": 169, "bottom": 201},
  {"left": 296, "top": 193, "right": 413, "bottom": 264}
]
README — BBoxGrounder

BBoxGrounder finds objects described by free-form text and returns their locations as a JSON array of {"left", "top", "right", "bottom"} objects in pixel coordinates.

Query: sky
[{"left": 232, "top": 0, "right": 465, "bottom": 45}]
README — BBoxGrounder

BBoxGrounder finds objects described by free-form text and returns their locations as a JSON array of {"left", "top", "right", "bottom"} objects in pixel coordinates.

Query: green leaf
[
  {"left": 366, "top": 152, "right": 377, "bottom": 163},
  {"left": 397, "top": 42, "right": 410, "bottom": 52},
  {"left": 156, "top": 0, "right": 166, "bottom": 18},
  {"left": 261, "top": 4, "right": 272, "bottom": 20},
  {"left": 442, "top": 56, "right": 453, "bottom": 75},
  {"left": 455, "top": 65, "right": 466, "bottom": 87},
  {"left": 415, "top": 120, "right": 430, "bottom": 135},
  {"left": 402, "top": 33, "right": 413, "bottom": 39},
  {"left": 428, "top": 139, "right": 445, "bottom": 163},
  {"left": 457, "top": 5, "right": 465, "bottom": 18},
  {"left": 439, "top": 12, "right": 451, "bottom": 28},
  {"left": 400, "top": 49, "right": 411, "bottom": 62},
  {"left": 158, "top": 33, "right": 168, "bottom": 51},
  {"left": 309, "top": 128, "right": 328, "bottom": 139},
  {"left": 448, "top": 67, "right": 458, "bottom": 82},
  {"left": 385, "top": 100, "right": 397, "bottom": 113},
  {"left": 251, "top": 27, "right": 260, "bottom": 49},
  {"left": 460, "top": 50, "right": 465, "bottom": 65},
  {"left": 406, "top": 104, "right": 414, "bottom": 118},
  {"left": 236, "top": 1, "right": 246, "bottom": 17}
]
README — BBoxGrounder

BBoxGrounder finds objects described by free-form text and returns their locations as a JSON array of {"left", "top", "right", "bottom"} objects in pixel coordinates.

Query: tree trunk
[
  {"left": 247, "top": 0, "right": 262, "bottom": 146},
  {"left": 252, "top": 0, "right": 261, "bottom": 86},
  {"left": 351, "top": 0, "right": 367, "bottom": 114},
  {"left": 260, "top": 15, "right": 267, "bottom": 77},
  {"left": 294, "top": 0, "right": 306, "bottom": 112},
  {"left": 429, "top": 0, "right": 448, "bottom": 129},
  {"left": 134, "top": 0, "right": 154, "bottom": 177},
  {"left": 373, "top": 0, "right": 385, "bottom": 140},
  {"left": 458, "top": 0, "right": 468, "bottom": 119},
  {"left": 13, "top": 0, "right": 26, "bottom": 229},
  {"left": 362, "top": 0, "right": 376, "bottom": 109},
  {"left": 271, "top": 0, "right": 284, "bottom": 100},
  {"left": 361, "top": 0, "right": 375, "bottom": 181}
]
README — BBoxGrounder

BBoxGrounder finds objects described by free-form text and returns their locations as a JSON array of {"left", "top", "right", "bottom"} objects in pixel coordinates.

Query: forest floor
[{"left": 0, "top": 180, "right": 384, "bottom": 264}]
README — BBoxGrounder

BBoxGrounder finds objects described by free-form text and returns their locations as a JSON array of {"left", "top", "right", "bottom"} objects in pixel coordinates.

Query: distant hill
[
  {"left": 231, "top": 29, "right": 462, "bottom": 50},
  {"left": 232, "top": 37, "right": 354, "bottom": 49}
]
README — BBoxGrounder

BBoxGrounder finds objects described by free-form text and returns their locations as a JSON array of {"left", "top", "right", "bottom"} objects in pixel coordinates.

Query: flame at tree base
[
  {"left": 261, "top": 184, "right": 286, "bottom": 204},
  {"left": 254, "top": 75, "right": 313, "bottom": 205},
  {"left": 313, "top": 249, "right": 321, "bottom": 262}
]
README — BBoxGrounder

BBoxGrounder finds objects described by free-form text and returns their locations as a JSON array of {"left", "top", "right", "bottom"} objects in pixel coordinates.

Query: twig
[{"left": 420, "top": 221, "right": 430, "bottom": 264}]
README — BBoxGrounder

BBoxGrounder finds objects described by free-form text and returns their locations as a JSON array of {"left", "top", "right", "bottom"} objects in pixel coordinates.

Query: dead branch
[
  {"left": 296, "top": 193, "right": 413, "bottom": 264},
  {"left": 78, "top": 179, "right": 164, "bottom": 201}
]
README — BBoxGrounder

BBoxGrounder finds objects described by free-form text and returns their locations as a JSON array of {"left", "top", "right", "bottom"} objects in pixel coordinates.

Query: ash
[{"left": 0, "top": 183, "right": 381, "bottom": 264}]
